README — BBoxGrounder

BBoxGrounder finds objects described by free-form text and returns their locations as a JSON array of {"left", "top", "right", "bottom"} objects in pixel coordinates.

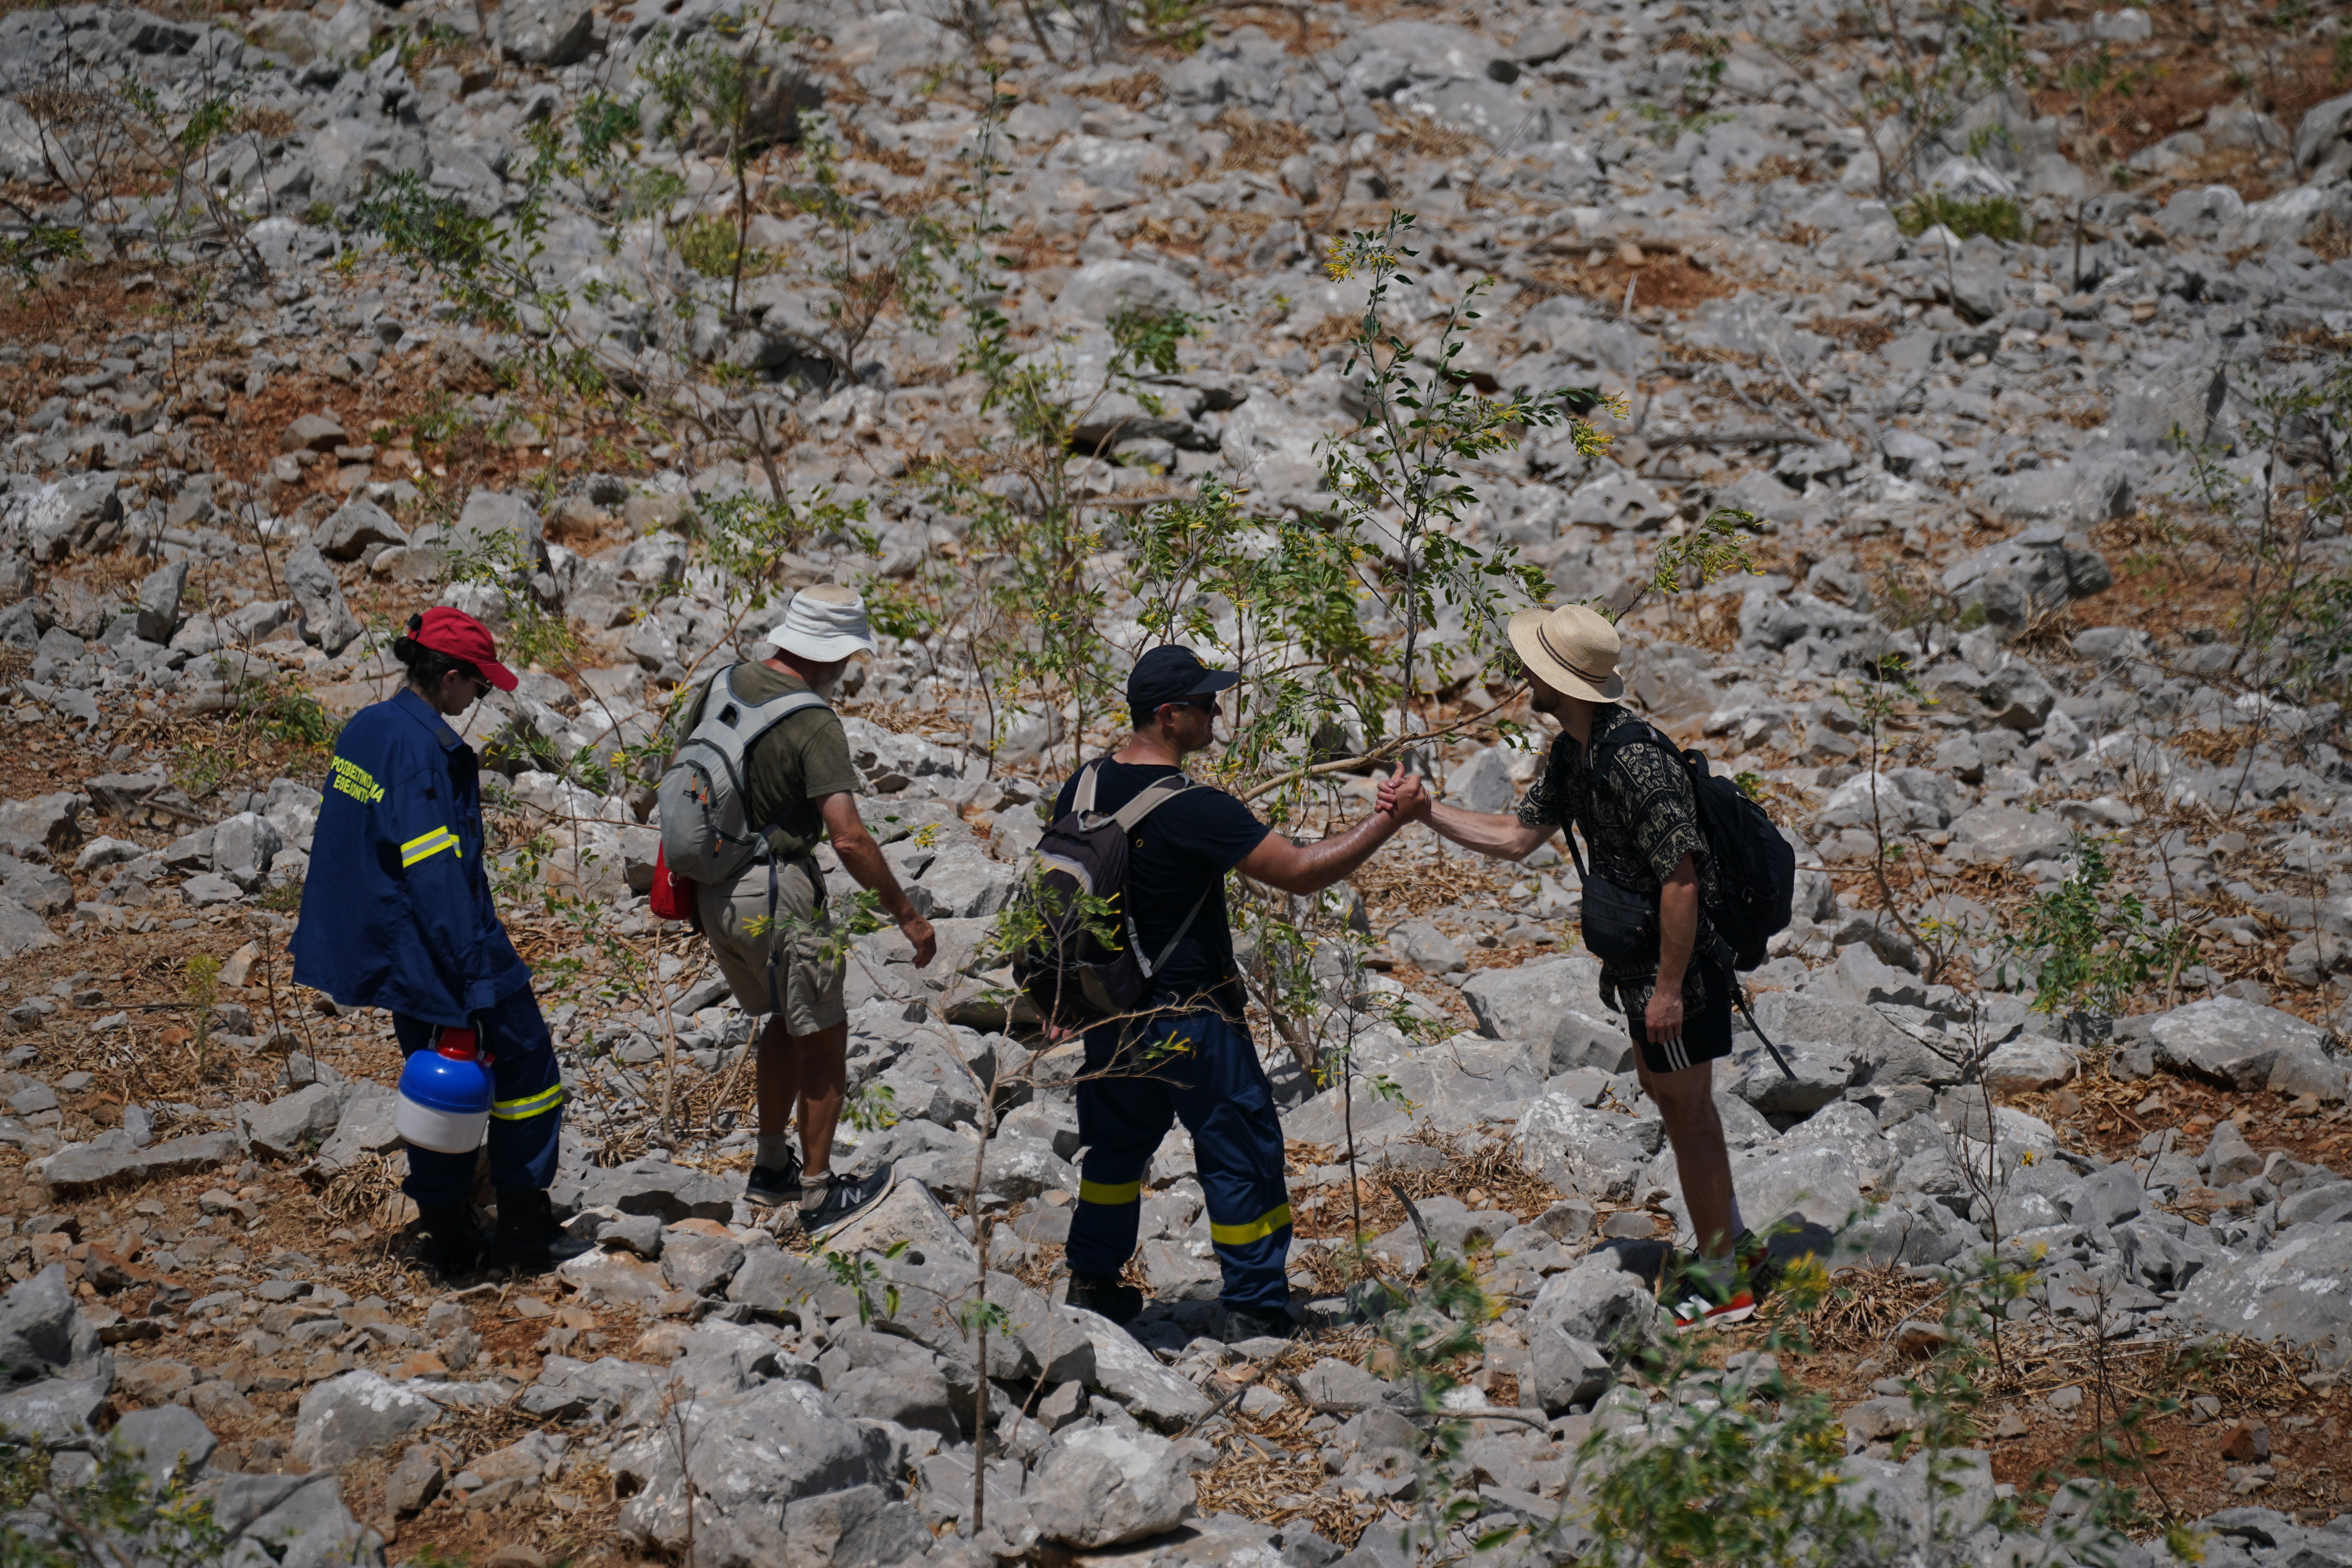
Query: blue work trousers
[
  {"left": 391, "top": 985, "right": 566, "bottom": 1207},
  {"left": 1065, "top": 1009, "right": 1292, "bottom": 1314}
]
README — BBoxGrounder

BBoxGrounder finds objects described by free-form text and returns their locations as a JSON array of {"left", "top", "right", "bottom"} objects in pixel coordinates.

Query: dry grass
[
  {"left": 1081, "top": 71, "right": 1164, "bottom": 108},
  {"left": 1216, "top": 109, "right": 1314, "bottom": 173},
  {"left": 2171, "top": 724, "right": 2258, "bottom": 766},
  {"left": 1375, "top": 105, "right": 1481, "bottom": 161},
  {"left": 1790, "top": 1263, "right": 1951, "bottom": 1356},
  {"left": 1812, "top": 314, "right": 1901, "bottom": 352}
]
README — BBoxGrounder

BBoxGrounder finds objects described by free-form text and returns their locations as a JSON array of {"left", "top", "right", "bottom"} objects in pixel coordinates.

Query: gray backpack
[{"left": 656, "top": 666, "right": 832, "bottom": 885}]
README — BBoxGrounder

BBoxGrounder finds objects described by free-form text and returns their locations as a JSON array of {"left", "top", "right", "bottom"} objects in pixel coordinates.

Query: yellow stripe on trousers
[
  {"left": 1209, "top": 1203, "right": 1292, "bottom": 1247},
  {"left": 490, "top": 1084, "right": 566, "bottom": 1120},
  {"left": 1078, "top": 1178, "right": 1141, "bottom": 1206}
]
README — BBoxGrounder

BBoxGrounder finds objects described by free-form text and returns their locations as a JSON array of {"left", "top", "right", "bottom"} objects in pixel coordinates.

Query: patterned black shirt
[{"left": 1515, "top": 704, "right": 1717, "bottom": 1018}]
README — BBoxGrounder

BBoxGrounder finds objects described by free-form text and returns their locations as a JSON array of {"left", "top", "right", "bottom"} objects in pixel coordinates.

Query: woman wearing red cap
[{"left": 292, "top": 608, "right": 583, "bottom": 1277}]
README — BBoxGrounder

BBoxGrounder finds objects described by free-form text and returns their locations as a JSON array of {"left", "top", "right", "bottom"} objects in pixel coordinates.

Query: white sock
[
  {"left": 800, "top": 1170, "right": 832, "bottom": 1212},
  {"left": 757, "top": 1134, "right": 796, "bottom": 1171}
]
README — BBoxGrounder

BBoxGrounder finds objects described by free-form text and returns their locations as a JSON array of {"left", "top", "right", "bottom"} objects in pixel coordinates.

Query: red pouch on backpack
[{"left": 648, "top": 844, "right": 697, "bottom": 923}]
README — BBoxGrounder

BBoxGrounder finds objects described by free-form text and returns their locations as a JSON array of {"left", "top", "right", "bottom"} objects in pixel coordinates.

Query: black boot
[
  {"left": 412, "top": 1203, "right": 483, "bottom": 1278},
  {"left": 1066, "top": 1272, "right": 1144, "bottom": 1325},
  {"left": 488, "top": 1189, "right": 592, "bottom": 1275}
]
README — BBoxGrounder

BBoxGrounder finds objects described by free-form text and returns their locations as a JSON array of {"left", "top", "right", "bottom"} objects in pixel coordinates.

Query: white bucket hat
[{"left": 768, "top": 585, "right": 877, "bottom": 662}]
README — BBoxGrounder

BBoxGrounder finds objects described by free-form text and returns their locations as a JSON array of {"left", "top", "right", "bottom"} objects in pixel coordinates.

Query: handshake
[{"left": 1375, "top": 760, "right": 1432, "bottom": 824}]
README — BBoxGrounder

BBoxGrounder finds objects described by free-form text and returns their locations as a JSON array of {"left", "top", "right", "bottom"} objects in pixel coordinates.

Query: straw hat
[
  {"left": 768, "top": 585, "right": 877, "bottom": 662},
  {"left": 1506, "top": 603, "right": 1625, "bottom": 702}
]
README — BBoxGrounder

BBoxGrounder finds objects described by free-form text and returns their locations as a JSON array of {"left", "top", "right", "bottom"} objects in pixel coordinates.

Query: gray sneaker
[{"left": 800, "top": 1168, "right": 892, "bottom": 1238}]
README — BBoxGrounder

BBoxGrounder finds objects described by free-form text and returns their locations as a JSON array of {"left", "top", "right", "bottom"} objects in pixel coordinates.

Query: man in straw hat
[
  {"left": 1379, "top": 602, "right": 1760, "bottom": 1329},
  {"left": 678, "top": 584, "right": 937, "bottom": 1234}
]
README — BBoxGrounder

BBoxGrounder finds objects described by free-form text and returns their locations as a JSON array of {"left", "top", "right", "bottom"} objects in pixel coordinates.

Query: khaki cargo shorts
[{"left": 696, "top": 858, "right": 847, "bottom": 1036}]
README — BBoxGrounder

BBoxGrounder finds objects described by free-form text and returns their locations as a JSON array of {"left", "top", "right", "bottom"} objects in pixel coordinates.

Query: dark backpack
[
  {"left": 1009, "top": 759, "right": 1211, "bottom": 1030},
  {"left": 1576, "top": 721, "right": 1797, "bottom": 973}
]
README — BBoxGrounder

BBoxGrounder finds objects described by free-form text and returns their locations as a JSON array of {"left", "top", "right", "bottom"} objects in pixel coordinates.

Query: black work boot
[
  {"left": 1066, "top": 1272, "right": 1144, "bottom": 1325},
  {"left": 488, "top": 1189, "right": 592, "bottom": 1275},
  {"left": 1223, "top": 1305, "right": 1299, "bottom": 1343},
  {"left": 412, "top": 1203, "right": 484, "bottom": 1278}
]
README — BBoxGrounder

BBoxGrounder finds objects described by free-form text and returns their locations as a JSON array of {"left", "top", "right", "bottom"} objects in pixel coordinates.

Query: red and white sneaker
[{"left": 1663, "top": 1252, "right": 1759, "bottom": 1331}]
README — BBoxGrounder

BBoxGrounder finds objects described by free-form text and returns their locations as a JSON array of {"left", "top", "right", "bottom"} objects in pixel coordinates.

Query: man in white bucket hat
[
  {"left": 1379, "top": 602, "right": 1760, "bottom": 1329},
  {"left": 675, "top": 584, "right": 937, "bottom": 1233}
]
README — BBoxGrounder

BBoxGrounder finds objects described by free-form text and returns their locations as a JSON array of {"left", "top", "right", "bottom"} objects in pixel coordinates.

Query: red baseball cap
[{"left": 412, "top": 606, "right": 519, "bottom": 691}]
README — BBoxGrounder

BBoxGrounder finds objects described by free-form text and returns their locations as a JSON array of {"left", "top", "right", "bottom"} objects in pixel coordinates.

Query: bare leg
[
  {"left": 755, "top": 1014, "right": 797, "bottom": 1138},
  {"left": 1637, "top": 1057, "right": 1736, "bottom": 1258},
  {"left": 789, "top": 1020, "right": 850, "bottom": 1177}
]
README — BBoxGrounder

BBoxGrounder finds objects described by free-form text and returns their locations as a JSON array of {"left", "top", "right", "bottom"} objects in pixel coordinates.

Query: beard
[{"left": 1528, "top": 684, "right": 1563, "bottom": 716}]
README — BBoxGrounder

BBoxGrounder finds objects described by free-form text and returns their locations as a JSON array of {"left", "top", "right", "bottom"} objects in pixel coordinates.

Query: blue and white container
[{"left": 395, "top": 1036, "right": 494, "bottom": 1154}]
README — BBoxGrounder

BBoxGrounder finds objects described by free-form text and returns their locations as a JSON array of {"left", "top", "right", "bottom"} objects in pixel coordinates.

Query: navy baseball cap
[{"left": 1127, "top": 645, "right": 1240, "bottom": 724}]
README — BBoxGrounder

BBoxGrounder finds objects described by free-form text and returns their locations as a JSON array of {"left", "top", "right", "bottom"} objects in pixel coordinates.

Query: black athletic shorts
[{"left": 1624, "top": 982, "right": 1735, "bottom": 1076}]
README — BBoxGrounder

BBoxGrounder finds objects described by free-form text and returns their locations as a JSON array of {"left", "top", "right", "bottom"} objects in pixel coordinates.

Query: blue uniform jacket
[{"left": 291, "top": 688, "right": 530, "bottom": 1029}]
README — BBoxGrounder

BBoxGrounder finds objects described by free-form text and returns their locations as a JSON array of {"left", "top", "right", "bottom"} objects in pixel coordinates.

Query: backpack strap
[{"left": 1108, "top": 773, "right": 1192, "bottom": 832}]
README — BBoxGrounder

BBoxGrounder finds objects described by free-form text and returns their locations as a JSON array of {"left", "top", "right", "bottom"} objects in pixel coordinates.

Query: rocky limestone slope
[{"left": 1, "top": 0, "right": 2352, "bottom": 1562}]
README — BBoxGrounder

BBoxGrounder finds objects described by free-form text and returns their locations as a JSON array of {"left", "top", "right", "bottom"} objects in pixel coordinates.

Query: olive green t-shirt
[{"left": 681, "top": 663, "right": 860, "bottom": 859}]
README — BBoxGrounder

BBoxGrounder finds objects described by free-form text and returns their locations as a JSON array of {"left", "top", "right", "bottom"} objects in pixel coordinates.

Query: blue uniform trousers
[
  {"left": 1065, "top": 1009, "right": 1292, "bottom": 1314},
  {"left": 391, "top": 985, "right": 566, "bottom": 1207}
]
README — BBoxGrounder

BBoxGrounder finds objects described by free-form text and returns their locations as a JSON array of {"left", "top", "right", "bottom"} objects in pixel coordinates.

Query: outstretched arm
[
  {"left": 1377, "top": 773, "right": 1557, "bottom": 860},
  {"left": 1235, "top": 764, "right": 1424, "bottom": 897}
]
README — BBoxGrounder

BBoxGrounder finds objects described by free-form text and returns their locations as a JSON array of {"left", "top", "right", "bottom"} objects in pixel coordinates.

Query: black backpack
[
  {"left": 1573, "top": 721, "right": 1797, "bottom": 973},
  {"left": 1008, "top": 759, "right": 1210, "bottom": 1030}
]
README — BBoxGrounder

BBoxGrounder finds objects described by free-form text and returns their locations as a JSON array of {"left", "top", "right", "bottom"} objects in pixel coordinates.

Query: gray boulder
[
  {"left": 2151, "top": 997, "right": 2326, "bottom": 1092},
  {"left": 1938, "top": 521, "right": 2116, "bottom": 638},
  {"left": 36, "top": 1131, "right": 241, "bottom": 1197},
  {"left": 2110, "top": 335, "right": 2229, "bottom": 451},
  {"left": 0, "top": 1377, "right": 108, "bottom": 1447},
  {"left": 135, "top": 559, "right": 188, "bottom": 644},
  {"left": 0, "top": 1265, "right": 111, "bottom": 1387},
  {"left": 1462, "top": 953, "right": 1606, "bottom": 1044},
  {"left": 447, "top": 488, "right": 546, "bottom": 559},
  {"left": 292, "top": 1370, "right": 440, "bottom": 1466},
  {"left": 1028, "top": 1426, "right": 1208, "bottom": 1548},
  {"left": 314, "top": 496, "right": 407, "bottom": 561},
  {"left": 239, "top": 1083, "right": 343, "bottom": 1161},
  {"left": 24, "top": 474, "right": 124, "bottom": 562},
  {"left": 1523, "top": 1321, "right": 1612, "bottom": 1415},
  {"left": 283, "top": 543, "right": 362, "bottom": 656},
  {"left": 779, "top": 1485, "right": 933, "bottom": 1568},
  {"left": 2174, "top": 1223, "right": 2352, "bottom": 1359},
  {"left": 497, "top": 0, "right": 594, "bottom": 64},
  {"left": 1063, "top": 1306, "right": 1211, "bottom": 1426},
  {"left": 570, "top": 1157, "right": 735, "bottom": 1222},
  {"left": 660, "top": 1231, "right": 745, "bottom": 1296},
  {"left": 826, "top": 1357, "right": 961, "bottom": 1440},
  {"left": 1947, "top": 805, "right": 2073, "bottom": 866},
  {"left": 1516, "top": 1096, "right": 1649, "bottom": 1202},
  {"left": 1055, "top": 260, "right": 1198, "bottom": 325},
  {"left": 111, "top": 1404, "right": 218, "bottom": 1483},
  {"left": 212, "top": 812, "right": 284, "bottom": 891},
  {"left": 1528, "top": 1257, "right": 1656, "bottom": 1350},
  {"left": 0, "top": 793, "right": 84, "bottom": 855},
  {"left": 611, "top": 1381, "right": 893, "bottom": 1564},
  {"left": 0, "top": 898, "right": 59, "bottom": 959}
]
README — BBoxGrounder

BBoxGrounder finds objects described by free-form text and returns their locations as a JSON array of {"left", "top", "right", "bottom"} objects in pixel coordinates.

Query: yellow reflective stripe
[
  {"left": 490, "top": 1084, "right": 566, "bottom": 1120},
  {"left": 1209, "top": 1203, "right": 1293, "bottom": 1247},
  {"left": 1078, "top": 1178, "right": 1141, "bottom": 1207},
  {"left": 400, "top": 828, "right": 460, "bottom": 867}
]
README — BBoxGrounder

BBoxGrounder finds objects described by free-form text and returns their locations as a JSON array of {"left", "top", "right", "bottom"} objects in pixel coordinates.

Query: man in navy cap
[{"left": 1054, "top": 646, "right": 1424, "bottom": 1341}]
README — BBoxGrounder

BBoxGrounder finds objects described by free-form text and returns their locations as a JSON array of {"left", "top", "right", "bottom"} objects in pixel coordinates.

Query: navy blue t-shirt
[{"left": 1053, "top": 758, "right": 1271, "bottom": 1014}]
